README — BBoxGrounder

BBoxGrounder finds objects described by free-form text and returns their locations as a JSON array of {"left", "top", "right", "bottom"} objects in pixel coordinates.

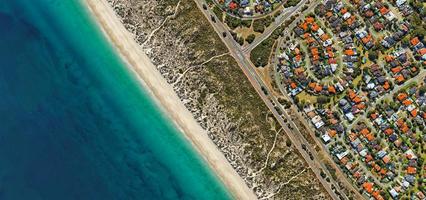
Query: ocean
[{"left": 0, "top": 0, "right": 230, "bottom": 199}]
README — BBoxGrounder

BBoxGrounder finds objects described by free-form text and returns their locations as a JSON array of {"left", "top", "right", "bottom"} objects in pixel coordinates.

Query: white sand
[{"left": 83, "top": 0, "right": 257, "bottom": 199}]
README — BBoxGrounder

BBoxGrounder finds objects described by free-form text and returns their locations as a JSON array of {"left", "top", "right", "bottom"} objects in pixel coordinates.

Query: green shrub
[{"left": 246, "top": 34, "right": 256, "bottom": 44}]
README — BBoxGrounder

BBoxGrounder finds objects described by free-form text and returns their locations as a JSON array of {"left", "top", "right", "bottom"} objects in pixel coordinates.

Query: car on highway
[{"left": 308, "top": 152, "right": 314, "bottom": 160}]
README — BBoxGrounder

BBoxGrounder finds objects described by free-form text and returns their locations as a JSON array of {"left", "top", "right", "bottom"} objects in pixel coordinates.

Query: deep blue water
[{"left": 0, "top": 0, "right": 230, "bottom": 199}]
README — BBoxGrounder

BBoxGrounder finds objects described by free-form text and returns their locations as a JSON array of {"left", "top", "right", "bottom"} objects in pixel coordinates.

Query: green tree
[{"left": 245, "top": 34, "right": 256, "bottom": 44}]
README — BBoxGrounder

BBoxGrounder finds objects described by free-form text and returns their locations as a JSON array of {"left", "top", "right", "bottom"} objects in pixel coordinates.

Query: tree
[
  {"left": 368, "top": 51, "right": 378, "bottom": 61},
  {"left": 317, "top": 95, "right": 330, "bottom": 105},
  {"left": 419, "top": 85, "right": 426, "bottom": 95},
  {"left": 286, "top": 139, "right": 292, "bottom": 147},
  {"left": 253, "top": 22, "right": 265, "bottom": 33},
  {"left": 245, "top": 34, "right": 256, "bottom": 44}
]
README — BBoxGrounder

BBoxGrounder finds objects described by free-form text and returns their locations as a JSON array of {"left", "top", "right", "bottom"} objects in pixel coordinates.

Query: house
[
  {"left": 362, "top": 182, "right": 374, "bottom": 194},
  {"left": 406, "top": 166, "right": 416, "bottom": 174},
  {"left": 322, "top": 134, "right": 331, "bottom": 143},
  {"left": 396, "top": 0, "right": 407, "bottom": 7},
  {"left": 382, "top": 155, "right": 391, "bottom": 164},
  {"left": 345, "top": 113, "right": 355, "bottom": 121},
  {"left": 373, "top": 22, "right": 384, "bottom": 31},
  {"left": 389, "top": 188, "right": 399, "bottom": 198}
]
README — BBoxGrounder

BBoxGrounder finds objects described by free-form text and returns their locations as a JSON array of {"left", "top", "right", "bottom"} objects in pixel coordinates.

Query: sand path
[{"left": 83, "top": 0, "right": 257, "bottom": 199}]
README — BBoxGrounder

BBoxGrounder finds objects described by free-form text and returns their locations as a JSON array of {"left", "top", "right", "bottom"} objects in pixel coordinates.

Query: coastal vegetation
[
  {"left": 250, "top": 23, "right": 286, "bottom": 67},
  {"left": 284, "top": 0, "right": 302, "bottom": 8},
  {"left": 107, "top": 0, "right": 330, "bottom": 198},
  {"left": 252, "top": 16, "right": 273, "bottom": 33}
]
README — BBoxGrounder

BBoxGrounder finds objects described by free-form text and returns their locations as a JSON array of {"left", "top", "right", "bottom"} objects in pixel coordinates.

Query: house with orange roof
[
  {"left": 295, "top": 54, "right": 302, "bottom": 62},
  {"left": 294, "top": 47, "right": 300, "bottom": 54},
  {"left": 372, "top": 190, "right": 384, "bottom": 200},
  {"left": 360, "top": 128, "right": 370, "bottom": 137},
  {"left": 345, "top": 49, "right": 355, "bottom": 56},
  {"left": 300, "top": 22, "right": 308, "bottom": 31},
  {"left": 353, "top": 171, "right": 361, "bottom": 179},
  {"left": 395, "top": 75, "right": 405, "bottom": 84},
  {"left": 366, "top": 133, "right": 375, "bottom": 141},
  {"left": 374, "top": 164, "right": 381, "bottom": 172},
  {"left": 303, "top": 33, "right": 310, "bottom": 39},
  {"left": 311, "top": 47, "right": 319, "bottom": 55},
  {"left": 306, "top": 37, "right": 315, "bottom": 44},
  {"left": 357, "top": 103, "right": 366, "bottom": 110},
  {"left": 396, "top": 119, "right": 405, "bottom": 127},
  {"left": 328, "top": 85, "right": 336, "bottom": 94},
  {"left": 402, "top": 99, "right": 412, "bottom": 106},
  {"left": 305, "top": 17, "right": 314, "bottom": 24},
  {"left": 418, "top": 48, "right": 426, "bottom": 55},
  {"left": 383, "top": 155, "right": 391, "bottom": 164},
  {"left": 401, "top": 125, "right": 409, "bottom": 133},
  {"left": 410, "top": 109, "right": 417, "bottom": 117},
  {"left": 314, "top": 84, "right": 323, "bottom": 93},
  {"left": 346, "top": 16, "right": 356, "bottom": 26},
  {"left": 385, "top": 55, "right": 394, "bottom": 62},
  {"left": 379, "top": 7, "right": 389, "bottom": 15},
  {"left": 397, "top": 93, "right": 407, "bottom": 101},
  {"left": 391, "top": 66, "right": 402, "bottom": 74},
  {"left": 353, "top": 97, "right": 362, "bottom": 104},
  {"left": 383, "top": 81, "right": 390, "bottom": 90},
  {"left": 340, "top": 157, "right": 349, "bottom": 165},
  {"left": 294, "top": 67, "right": 305, "bottom": 75},
  {"left": 320, "top": 34, "right": 329, "bottom": 41},
  {"left": 328, "top": 129, "right": 337, "bottom": 137},
  {"left": 348, "top": 132, "right": 358, "bottom": 141},
  {"left": 366, "top": 154, "right": 373, "bottom": 162},
  {"left": 410, "top": 37, "right": 420, "bottom": 46},
  {"left": 384, "top": 128, "right": 393, "bottom": 136},
  {"left": 348, "top": 90, "right": 357, "bottom": 100},
  {"left": 407, "top": 166, "right": 416, "bottom": 174},
  {"left": 380, "top": 168, "right": 387, "bottom": 176},
  {"left": 311, "top": 23, "right": 319, "bottom": 32},
  {"left": 362, "top": 35, "right": 372, "bottom": 44},
  {"left": 363, "top": 182, "right": 374, "bottom": 194}
]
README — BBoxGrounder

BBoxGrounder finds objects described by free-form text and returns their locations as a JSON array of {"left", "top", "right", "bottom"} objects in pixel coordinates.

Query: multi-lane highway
[{"left": 192, "top": 0, "right": 356, "bottom": 199}]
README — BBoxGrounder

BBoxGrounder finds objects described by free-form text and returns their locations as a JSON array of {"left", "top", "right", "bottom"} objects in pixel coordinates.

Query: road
[
  {"left": 242, "top": 0, "right": 321, "bottom": 54},
  {"left": 193, "top": 0, "right": 347, "bottom": 199},
  {"left": 273, "top": 67, "right": 365, "bottom": 199}
]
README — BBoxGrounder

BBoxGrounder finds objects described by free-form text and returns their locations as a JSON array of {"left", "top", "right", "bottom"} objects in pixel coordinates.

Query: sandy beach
[{"left": 83, "top": 0, "right": 256, "bottom": 199}]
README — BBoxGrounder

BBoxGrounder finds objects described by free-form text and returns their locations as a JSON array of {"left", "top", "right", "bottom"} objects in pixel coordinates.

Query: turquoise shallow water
[{"left": 0, "top": 0, "right": 230, "bottom": 199}]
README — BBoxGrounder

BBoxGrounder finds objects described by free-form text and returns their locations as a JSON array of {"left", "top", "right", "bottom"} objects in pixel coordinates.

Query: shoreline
[{"left": 82, "top": 0, "right": 257, "bottom": 199}]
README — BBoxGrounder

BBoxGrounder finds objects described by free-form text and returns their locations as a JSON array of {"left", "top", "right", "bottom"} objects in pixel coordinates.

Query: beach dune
[{"left": 83, "top": 0, "right": 257, "bottom": 199}]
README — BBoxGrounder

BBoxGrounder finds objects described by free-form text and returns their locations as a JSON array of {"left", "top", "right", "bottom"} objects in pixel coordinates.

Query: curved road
[{"left": 193, "top": 0, "right": 350, "bottom": 199}]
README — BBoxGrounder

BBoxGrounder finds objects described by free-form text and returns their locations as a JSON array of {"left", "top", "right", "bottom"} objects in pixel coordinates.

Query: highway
[{"left": 193, "top": 0, "right": 349, "bottom": 199}]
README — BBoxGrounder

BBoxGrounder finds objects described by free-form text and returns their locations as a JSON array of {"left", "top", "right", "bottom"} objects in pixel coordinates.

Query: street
[{"left": 192, "top": 0, "right": 353, "bottom": 199}]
